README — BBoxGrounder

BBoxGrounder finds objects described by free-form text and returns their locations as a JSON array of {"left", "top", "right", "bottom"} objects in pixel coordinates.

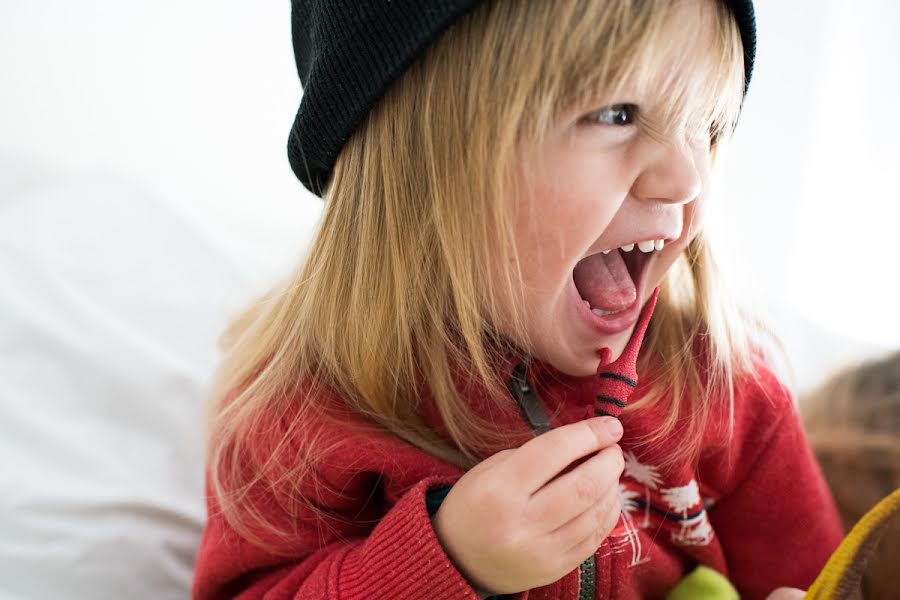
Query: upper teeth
[{"left": 601, "top": 239, "right": 665, "bottom": 254}]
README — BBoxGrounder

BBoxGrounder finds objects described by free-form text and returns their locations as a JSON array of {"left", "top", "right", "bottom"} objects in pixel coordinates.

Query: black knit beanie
[{"left": 288, "top": 0, "right": 757, "bottom": 197}]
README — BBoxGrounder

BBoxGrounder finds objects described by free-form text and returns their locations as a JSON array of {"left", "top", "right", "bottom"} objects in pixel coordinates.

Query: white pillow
[{"left": 0, "top": 173, "right": 309, "bottom": 600}]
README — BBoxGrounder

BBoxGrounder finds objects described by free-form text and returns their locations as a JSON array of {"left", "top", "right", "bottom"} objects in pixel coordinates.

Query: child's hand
[{"left": 431, "top": 416, "right": 625, "bottom": 595}]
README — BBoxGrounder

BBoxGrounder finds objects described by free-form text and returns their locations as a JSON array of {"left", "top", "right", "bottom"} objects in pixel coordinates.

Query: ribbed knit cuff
[{"left": 338, "top": 475, "right": 528, "bottom": 600}]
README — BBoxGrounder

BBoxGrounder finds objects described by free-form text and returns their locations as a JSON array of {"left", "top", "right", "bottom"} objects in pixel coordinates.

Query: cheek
[
  {"left": 687, "top": 193, "right": 709, "bottom": 233},
  {"left": 521, "top": 165, "right": 624, "bottom": 258},
  {"left": 647, "top": 198, "right": 704, "bottom": 287}
]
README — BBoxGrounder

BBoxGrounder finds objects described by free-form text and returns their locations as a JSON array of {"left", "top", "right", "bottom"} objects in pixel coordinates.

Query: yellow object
[
  {"left": 665, "top": 565, "right": 739, "bottom": 600},
  {"left": 806, "top": 487, "right": 900, "bottom": 599}
]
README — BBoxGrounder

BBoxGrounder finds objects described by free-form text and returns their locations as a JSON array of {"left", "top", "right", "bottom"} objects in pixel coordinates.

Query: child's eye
[{"left": 585, "top": 104, "right": 638, "bottom": 126}]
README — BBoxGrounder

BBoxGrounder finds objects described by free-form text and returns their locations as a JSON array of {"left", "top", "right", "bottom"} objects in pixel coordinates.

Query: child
[
  {"left": 193, "top": 0, "right": 843, "bottom": 598},
  {"left": 802, "top": 350, "right": 900, "bottom": 600}
]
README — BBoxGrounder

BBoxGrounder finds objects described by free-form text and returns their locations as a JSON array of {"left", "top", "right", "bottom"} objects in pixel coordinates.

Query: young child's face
[{"left": 497, "top": 4, "right": 720, "bottom": 377}]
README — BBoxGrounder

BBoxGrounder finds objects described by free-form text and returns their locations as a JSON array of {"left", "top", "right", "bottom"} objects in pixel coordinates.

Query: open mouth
[{"left": 572, "top": 240, "right": 662, "bottom": 317}]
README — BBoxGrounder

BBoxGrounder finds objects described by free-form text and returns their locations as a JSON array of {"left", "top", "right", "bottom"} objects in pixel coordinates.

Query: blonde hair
[
  {"left": 208, "top": 0, "right": 779, "bottom": 549},
  {"left": 802, "top": 350, "right": 900, "bottom": 599}
]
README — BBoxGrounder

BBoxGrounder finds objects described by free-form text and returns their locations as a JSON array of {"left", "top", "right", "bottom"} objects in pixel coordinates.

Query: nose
[{"left": 630, "top": 137, "right": 703, "bottom": 206}]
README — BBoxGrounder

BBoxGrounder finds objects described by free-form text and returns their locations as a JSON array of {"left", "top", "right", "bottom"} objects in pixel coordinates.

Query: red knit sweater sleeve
[
  {"left": 191, "top": 390, "right": 529, "bottom": 600},
  {"left": 193, "top": 471, "right": 526, "bottom": 600},
  {"left": 704, "top": 364, "right": 843, "bottom": 600}
]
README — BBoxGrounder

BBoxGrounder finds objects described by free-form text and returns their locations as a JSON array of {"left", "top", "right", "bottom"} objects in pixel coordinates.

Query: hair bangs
[{"left": 538, "top": 0, "right": 745, "bottom": 145}]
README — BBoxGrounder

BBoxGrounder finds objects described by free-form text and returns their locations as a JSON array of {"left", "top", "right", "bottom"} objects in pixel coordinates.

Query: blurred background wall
[
  {"left": 1, "top": 1, "right": 898, "bottom": 599},
  {"left": 3, "top": 0, "right": 899, "bottom": 384},
  {"left": 4, "top": 1, "right": 897, "bottom": 389}
]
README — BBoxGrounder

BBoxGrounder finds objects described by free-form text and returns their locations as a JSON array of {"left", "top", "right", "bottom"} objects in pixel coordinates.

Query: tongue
[{"left": 573, "top": 250, "right": 636, "bottom": 312}]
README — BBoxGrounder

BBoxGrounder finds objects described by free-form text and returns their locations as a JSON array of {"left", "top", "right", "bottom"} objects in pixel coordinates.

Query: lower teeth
[{"left": 585, "top": 301, "right": 620, "bottom": 317}]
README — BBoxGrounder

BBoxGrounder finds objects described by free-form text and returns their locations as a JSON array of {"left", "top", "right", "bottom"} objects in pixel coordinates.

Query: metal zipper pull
[{"left": 506, "top": 361, "right": 551, "bottom": 436}]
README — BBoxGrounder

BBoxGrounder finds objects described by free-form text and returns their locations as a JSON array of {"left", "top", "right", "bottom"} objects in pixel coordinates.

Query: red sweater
[{"left": 193, "top": 293, "right": 842, "bottom": 599}]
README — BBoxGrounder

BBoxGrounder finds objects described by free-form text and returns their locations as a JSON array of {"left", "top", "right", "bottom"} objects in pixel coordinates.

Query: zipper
[
  {"left": 577, "top": 555, "right": 597, "bottom": 600},
  {"left": 506, "top": 361, "right": 551, "bottom": 435},
  {"left": 507, "top": 361, "right": 597, "bottom": 600}
]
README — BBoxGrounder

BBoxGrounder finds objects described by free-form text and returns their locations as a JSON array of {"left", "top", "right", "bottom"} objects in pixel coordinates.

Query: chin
[
  {"left": 600, "top": 332, "right": 632, "bottom": 364},
  {"left": 552, "top": 327, "right": 634, "bottom": 377}
]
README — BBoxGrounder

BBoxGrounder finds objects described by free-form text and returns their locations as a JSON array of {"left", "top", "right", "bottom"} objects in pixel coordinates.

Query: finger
[
  {"left": 553, "top": 487, "right": 622, "bottom": 562},
  {"left": 528, "top": 444, "right": 624, "bottom": 532},
  {"left": 504, "top": 417, "right": 623, "bottom": 495},
  {"left": 765, "top": 588, "right": 806, "bottom": 600}
]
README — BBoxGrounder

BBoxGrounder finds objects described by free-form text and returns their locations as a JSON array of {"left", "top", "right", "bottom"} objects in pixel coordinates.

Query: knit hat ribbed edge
[{"left": 288, "top": 0, "right": 757, "bottom": 197}]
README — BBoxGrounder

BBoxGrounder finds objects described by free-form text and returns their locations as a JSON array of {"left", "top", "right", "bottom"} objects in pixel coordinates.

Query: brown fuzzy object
[{"left": 801, "top": 349, "right": 900, "bottom": 600}]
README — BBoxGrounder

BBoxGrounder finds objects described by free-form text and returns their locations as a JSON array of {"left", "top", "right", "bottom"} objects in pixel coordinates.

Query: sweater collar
[
  {"left": 497, "top": 286, "right": 660, "bottom": 421},
  {"left": 420, "top": 287, "right": 660, "bottom": 449}
]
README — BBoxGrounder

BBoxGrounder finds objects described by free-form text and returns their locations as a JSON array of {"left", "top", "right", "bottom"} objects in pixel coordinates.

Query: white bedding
[{"left": 0, "top": 173, "right": 314, "bottom": 599}]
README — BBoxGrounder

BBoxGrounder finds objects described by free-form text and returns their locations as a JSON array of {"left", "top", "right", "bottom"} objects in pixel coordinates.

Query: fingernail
[{"left": 605, "top": 418, "right": 623, "bottom": 438}]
